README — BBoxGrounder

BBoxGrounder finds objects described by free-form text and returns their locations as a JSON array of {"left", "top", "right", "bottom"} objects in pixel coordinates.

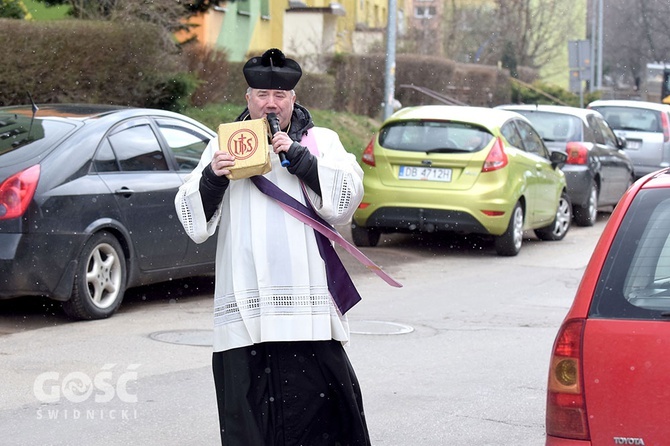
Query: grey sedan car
[
  {"left": 497, "top": 104, "right": 634, "bottom": 226},
  {"left": 0, "top": 104, "right": 217, "bottom": 320},
  {"left": 588, "top": 99, "right": 670, "bottom": 179}
]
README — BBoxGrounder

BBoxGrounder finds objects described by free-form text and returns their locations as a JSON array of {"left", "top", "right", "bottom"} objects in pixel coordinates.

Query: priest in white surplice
[{"left": 174, "top": 49, "right": 371, "bottom": 446}]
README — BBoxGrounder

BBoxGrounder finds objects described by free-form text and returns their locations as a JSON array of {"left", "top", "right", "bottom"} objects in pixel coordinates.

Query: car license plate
[
  {"left": 398, "top": 165, "right": 452, "bottom": 182},
  {"left": 626, "top": 140, "right": 642, "bottom": 150}
]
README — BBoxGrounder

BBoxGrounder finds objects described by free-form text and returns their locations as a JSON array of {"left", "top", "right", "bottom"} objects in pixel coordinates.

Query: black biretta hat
[{"left": 243, "top": 48, "right": 302, "bottom": 90}]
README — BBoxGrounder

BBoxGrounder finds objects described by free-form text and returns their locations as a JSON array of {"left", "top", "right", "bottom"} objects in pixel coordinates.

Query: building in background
[
  {"left": 176, "top": 1, "right": 279, "bottom": 62},
  {"left": 178, "top": 0, "right": 404, "bottom": 72},
  {"left": 406, "top": 0, "right": 444, "bottom": 56},
  {"left": 176, "top": 0, "right": 586, "bottom": 90}
]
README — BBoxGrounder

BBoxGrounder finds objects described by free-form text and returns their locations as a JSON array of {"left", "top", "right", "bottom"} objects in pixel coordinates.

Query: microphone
[{"left": 266, "top": 113, "right": 290, "bottom": 167}]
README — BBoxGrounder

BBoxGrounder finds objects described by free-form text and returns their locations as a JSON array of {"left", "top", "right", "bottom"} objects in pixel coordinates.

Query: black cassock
[{"left": 212, "top": 339, "right": 371, "bottom": 446}]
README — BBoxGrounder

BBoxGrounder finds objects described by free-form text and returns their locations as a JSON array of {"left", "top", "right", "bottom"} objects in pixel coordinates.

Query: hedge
[
  {"left": 0, "top": 19, "right": 189, "bottom": 109},
  {"left": 1, "top": 18, "right": 543, "bottom": 117}
]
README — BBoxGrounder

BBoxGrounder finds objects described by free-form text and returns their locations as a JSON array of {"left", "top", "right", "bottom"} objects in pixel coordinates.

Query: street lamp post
[
  {"left": 597, "top": 0, "right": 603, "bottom": 90},
  {"left": 383, "top": 0, "right": 397, "bottom": 121}
]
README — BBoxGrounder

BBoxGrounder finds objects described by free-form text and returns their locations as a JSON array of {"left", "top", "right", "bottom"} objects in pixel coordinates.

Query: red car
[{"left": 545, "top": 167, "right": 670, "bottom": 445}]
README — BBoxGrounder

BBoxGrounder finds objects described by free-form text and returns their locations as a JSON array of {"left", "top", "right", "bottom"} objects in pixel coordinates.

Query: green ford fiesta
[{"left": 352, "top": 105, "right": 571, "bottom": 256}]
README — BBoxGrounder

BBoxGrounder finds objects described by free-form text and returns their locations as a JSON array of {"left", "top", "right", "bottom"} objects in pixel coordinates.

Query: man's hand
[
  {"left": 210, "top": 151, "right": 235, "bottom": 177},
  {"left": 271, "top": 131, "right": 293, "bottom": 156}
]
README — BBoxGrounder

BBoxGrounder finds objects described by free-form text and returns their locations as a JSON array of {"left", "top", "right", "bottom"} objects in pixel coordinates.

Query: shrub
[
  {"left": 181, "top": 43, "right": 230, "bottom": 107},
  {"left": 1, "top": 0, "right": 30, "bottom": 19},
  {"left": 144, "top": 72, "right": 199, "bottom": 113},
  {"left": 511, "top": 80, "right": 602, "bottom": 107},
  {"left": 296, "top": 71, "right": 335, "bottom": 111},
  {"left": 324, "top": 53, "right": 529, "bottom": 117},
  {"left": 0, "top": 18, "right": 185, "bottom": 108},
  {"left": 219, "top": 61, "right": 248, "bottom": 106}
]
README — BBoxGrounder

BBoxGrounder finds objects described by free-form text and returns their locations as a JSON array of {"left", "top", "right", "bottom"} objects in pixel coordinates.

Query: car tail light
[
  {"left": 546, "top": 318, "right": 590, "bottom": 441},
  {"left": 661, "top": 112, "right": 670, "bottom": 143},
  {"left": 362, "top": 137, "right": 376, "bottom": 167},
  {"left": 0, "top": 164, "right": 40, "bottom": 220},
  {"left": 565, "top": 142, "right": 588, "bottom": 165},
  {"left": 481, "top": 137, "right": 508, "bottom": 172}
]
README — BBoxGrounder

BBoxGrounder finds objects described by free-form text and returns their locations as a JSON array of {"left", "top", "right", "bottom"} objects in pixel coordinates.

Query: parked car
[
  {"left": 497, "top": 104, "right": 634, "bottom": 226},
  {"left": 545, "top": 167, "right": 670, "bottom": 445},
  {"left": 0, "top": 104, "right": 217, "bottom": 320},
  {"left": 588, "top": 99, "right": 670, "bottom": 179},
  {"left": 352, "top": 105, "right": 571, "bottom": 256}
]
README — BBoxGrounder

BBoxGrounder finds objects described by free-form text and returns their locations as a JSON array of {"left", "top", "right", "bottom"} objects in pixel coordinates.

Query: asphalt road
[{"left": 0, "top": 213, "right": 610, "bottom": 445}]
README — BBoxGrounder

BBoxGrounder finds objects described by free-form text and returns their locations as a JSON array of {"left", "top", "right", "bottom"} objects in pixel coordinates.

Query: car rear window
[
  {"left": 0, "top": 113, "right": 76, "bottom": 162},
  {"left": 512, "top": 111, "right": 583, "bottom": 142},
  {"left": 591, "top": 106, "right": 662, "bottom": 133},
  {"left": 378, "top": 120, "right": 493, "bottom": 153},
  {"left": 589, "top": 187, "right": 670, "bottom": 319}
]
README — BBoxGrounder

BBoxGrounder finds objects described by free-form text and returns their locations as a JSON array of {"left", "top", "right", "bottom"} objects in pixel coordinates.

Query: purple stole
[{"left": 250, "top": 129, "right": 401, "bottom": 314}]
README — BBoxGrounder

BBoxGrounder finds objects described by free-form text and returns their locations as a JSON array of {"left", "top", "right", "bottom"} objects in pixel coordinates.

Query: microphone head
[{"left": 266, "top": 112, "right": 280, "bottom": 134}]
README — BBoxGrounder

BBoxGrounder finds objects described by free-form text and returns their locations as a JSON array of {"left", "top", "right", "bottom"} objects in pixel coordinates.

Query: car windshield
[
  {"left": 0, "top": 112, "right": 75, "bottom": 161},
  {"left": 512, "top": 111, "right": 582, "bottom": 142},
  {"left": 590, "top": 187, "right": 670, "bottom": 318},
  {"left": 591, "top": 106, "right": 662, "bottom": 132},
  {"left": 378, "top": 120, "right": 493, "bottom": 153}
]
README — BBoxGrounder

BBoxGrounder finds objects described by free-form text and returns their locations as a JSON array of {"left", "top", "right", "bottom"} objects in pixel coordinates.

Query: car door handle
[{"left": 114, "top": 187, "right": 135, "bottom": 197}]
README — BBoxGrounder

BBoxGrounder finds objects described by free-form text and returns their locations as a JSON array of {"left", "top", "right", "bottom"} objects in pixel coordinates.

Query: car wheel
[
  {"left": 494, "top": 202, "right": 524, "bottom": 256},
  {"left": 62, "top": 231, "right": 127, "bottom": 320},
  {"left": 573, "top": 180, "right": 598, "bottom": 227},
  {"left": 351, "top": 222, "right": 381, "bottom": 247},
  {"left": 535, "top": 191, "right": 572, "bottom": 241}
]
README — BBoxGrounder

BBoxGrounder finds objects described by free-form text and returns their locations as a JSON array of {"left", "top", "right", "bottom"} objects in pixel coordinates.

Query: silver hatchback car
[{"left": 588, "top": 99, "right": 670, "bottom": 178}]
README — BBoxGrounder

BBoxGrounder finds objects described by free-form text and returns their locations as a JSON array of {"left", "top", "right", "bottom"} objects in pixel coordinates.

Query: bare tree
[
  {"left": 34, "top": 0, "right": 224, "bottom": 52},
  {"left": 441, "top": 0, "right": 497, "bottom": 63},
  {"left": 35, "top": 0, "right": 221, "bottom": 33},
  {"left": 432, "top": 0, "right": 581, "bottom": 78},
  {"left": 489, "top": 0, "right": 580, "bottom": 75},
  {"left": 601, "top": 0, "right": 670, "bottom": 86}
]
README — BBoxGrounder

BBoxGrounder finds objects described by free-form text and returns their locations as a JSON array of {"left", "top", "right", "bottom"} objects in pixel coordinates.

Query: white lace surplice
[{"left": 175, "top": 127, "right": 364, "bottom": 352}]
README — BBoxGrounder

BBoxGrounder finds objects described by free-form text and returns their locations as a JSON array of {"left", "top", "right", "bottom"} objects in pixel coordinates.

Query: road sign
[
  {"left": 569, "top": 40, "right": 591, "bottom": 71},
  {"left": 568, "top": 40, "right": 592, "bottom": 104}
]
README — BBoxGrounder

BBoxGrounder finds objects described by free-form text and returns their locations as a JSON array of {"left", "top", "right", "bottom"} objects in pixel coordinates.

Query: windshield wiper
[
  {"left": 617, "top": 126, "right": 645, "bottom": 132},
  {"left": 425, "top": 147, "right": 463, "bottom": 154}
]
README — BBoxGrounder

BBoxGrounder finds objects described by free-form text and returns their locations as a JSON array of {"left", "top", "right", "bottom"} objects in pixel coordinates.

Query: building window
[
  {"left": 415, "top": 6, "right": 436, "bottom": 19},
  {"left": 238, "top": 0, "right": 250, "bottom": 16},
  {"left": 260, "top": 0, "right": 269, "bottom": 19}
]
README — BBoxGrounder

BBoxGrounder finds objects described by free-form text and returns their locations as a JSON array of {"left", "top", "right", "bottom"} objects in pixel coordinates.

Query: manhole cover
[
  {"left": 149, "top": 329, "right": 212, "bottom": 347},
  {"left": 149, "top": 322, "right": 413, "bottom": 345},
  {"left": 350, "top": 320, "right": 414, "bottom": 335}
]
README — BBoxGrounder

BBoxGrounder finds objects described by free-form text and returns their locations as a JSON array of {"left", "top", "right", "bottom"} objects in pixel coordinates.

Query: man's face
[{"left": 246, "top": 89, "right": 296, "bottom": 129}]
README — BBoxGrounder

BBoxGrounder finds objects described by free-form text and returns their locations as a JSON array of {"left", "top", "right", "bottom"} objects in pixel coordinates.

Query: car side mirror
[
  {"left": 550, "top": 150, "right": 567, "bottom": 169},
  {"left": 617, "top": 136, "right": 627, "bottom": 149}
]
